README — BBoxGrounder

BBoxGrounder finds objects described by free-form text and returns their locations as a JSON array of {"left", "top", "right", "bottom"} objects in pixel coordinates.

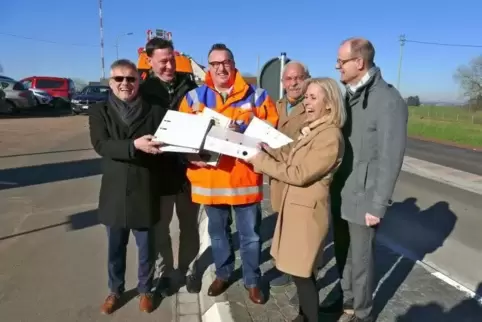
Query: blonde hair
[{"left": 302, "top": 77, "right": 346, "bottom": 127}]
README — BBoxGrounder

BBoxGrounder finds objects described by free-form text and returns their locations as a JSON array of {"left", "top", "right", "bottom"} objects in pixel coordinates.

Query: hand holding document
[
  {"left": 153, "top": 110, "right": 213, "bottom": 153},
  {"left": 151, "top": 110, "right": 293, "bottom": 164}
]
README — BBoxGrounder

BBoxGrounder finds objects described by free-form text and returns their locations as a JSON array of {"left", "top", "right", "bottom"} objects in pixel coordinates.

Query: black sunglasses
[{"left": 111, "top": 76, "right": 137, "bottom": 83}]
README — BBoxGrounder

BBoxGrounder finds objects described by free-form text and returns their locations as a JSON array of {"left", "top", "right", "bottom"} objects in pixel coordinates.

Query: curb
[{"left": 197, "top": 207, "right": 236, "bottom": 322}]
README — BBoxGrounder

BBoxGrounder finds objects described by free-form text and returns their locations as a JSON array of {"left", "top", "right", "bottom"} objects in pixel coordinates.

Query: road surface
[{"left": 406, "top": 138, "right": 482, "bottom": 176}]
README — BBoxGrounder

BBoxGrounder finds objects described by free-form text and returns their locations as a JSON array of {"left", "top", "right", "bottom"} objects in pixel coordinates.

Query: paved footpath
[
  {"left": 205, "top": 160, "right": 482, "bottom": 321},
  {"left": 0, "top": 114, "right": 199, "bottom": 322}
]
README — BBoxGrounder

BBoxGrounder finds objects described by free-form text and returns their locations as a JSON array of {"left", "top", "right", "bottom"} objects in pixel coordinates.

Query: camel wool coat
[
  {"left": 269, "top": 97, "right": 306, "bottom": 213},
  {"left": 250, "top": 121, "right": 344, "bottom": 278}
]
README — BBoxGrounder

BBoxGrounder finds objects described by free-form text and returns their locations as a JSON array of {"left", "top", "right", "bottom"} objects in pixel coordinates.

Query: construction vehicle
[{"left": 137, "top": 29, "right": 206, "bottom": 84}]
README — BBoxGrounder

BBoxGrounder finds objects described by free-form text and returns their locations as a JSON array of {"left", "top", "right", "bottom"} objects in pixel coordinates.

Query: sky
[{"left": 2, "top": 0, "right": 482, "bottom": 102}]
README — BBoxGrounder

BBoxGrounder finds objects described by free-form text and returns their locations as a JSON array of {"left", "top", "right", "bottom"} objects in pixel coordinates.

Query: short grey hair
[
  {"left": 341, "top": 37, "right": 375, "bottom": 67},
  {"left": 110, "top": 59, "right": 137, "bottom": 72},
  {"left": 282, "top": 61, "right": 310, "bottom": 78}
]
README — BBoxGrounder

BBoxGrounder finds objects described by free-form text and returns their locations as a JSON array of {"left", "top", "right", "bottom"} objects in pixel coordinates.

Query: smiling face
[
  {"left": 303, "top": 82, "right": 326, "bottom": 123},
  {"left": 208, "top": 49, "right": 235, "bottom": 88},
  {"left": 282, "top": 63, "right": 307, "bottom": 101},
  {"left": 148, "top": 47, "right": 176, "bottom": 82},
  {"left": 109, "top": 66, "right": 139, "bottom": 101}
]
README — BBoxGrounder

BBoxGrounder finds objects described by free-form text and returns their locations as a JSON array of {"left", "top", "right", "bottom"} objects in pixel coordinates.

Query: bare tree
[
  {"left": 0, "top": 62, "right": 4, "bottom": 74},
  {"left": 453, "top": 55, "right": 482, "bottom": 111},
  {"left": 71, "top": 78, "right": 88, "bottom": 91}
]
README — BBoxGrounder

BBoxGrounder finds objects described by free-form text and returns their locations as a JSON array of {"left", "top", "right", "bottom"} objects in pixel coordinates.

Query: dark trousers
[
  {"left": 205, "top": 203, "right": 261, "bottom": 287},
  {"left": 340, "top": 222, "right": 377, "bottom": 320},
  {"left": 292, "top": 274, "right": 319, "bottom": 322},
  {"left": 154, "top": 188, "right": 201, "bottom": 277},
  {"left": 106, "top": 226, "right": 153, "bottom": 294}
]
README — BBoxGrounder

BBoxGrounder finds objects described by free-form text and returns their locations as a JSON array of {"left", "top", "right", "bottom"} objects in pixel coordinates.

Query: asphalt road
[
  {"left": 405, "top": 138, "right": 482, "bottom": 176},
  {"left": 379, "top": 171, "right": 482, "bottom": 294}
]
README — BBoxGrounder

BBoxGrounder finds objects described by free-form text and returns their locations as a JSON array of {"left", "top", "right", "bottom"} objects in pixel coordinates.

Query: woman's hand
[
  {"left": 133, "top": 135, "right": 163, "bottom": 154},
  {"left": 246, "top": 142, "right": 267, "bottom": 163}
]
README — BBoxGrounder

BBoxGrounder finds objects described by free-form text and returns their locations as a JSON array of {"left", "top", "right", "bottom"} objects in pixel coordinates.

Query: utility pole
[
  {"left": 397, "top": 34, "right": 406, "bottom": 92},
  {"left": 99, "top": 0, "right": 105, "bottom": 80}
]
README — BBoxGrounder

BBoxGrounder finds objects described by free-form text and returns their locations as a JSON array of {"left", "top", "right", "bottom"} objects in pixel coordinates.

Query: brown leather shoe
[
  {"left": 246, "top": 286, "right": 264, "bottom": 304},
  {"left": 100, "top": 293, "right": 120, "bottom": 315},
  {"left": 139, "top": 293, "right": 154, "bottom": 313},
  {"left": 207, "top": 278, "right": 229, "bottom": 297}
]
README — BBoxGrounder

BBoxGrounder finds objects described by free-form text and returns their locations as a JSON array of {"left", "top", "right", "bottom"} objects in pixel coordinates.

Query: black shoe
[
  {"left": 185, "top": 274, "right": 201, "bottom": 294},
  {"left": 319, "top": 296, "right": 344, "bottom": 314},
  {"left": 156, "top": 277, "right": 175, "bottom": 297}
]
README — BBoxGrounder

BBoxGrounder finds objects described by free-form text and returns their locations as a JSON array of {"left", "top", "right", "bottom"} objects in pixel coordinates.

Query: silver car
[{"left": 0, "top": 79, "right": 37, "bottom": 113}]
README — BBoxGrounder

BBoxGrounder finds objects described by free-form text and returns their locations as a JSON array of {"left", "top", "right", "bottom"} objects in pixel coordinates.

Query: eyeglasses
[
  {"left": 111, "top": 76, "right": 137, "bottom": 83},
  {"left": 336, "top": 57, "right": 359, "bottom": 66},
  {"left": 208, "top": 60, "right": 232, "bottom": 69}
]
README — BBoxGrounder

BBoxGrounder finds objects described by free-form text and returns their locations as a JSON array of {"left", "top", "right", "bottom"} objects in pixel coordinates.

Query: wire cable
[
  {"left": 0, "top": 32, "right": 114, "bottom": 48},
  {"left": 405, "top": 39, "right": 482, "bottom": 48}
]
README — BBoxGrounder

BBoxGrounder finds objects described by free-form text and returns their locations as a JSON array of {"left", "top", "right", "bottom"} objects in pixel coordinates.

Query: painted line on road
[
  {"left": 402, "top": 156, "right": 482, "bottom": 195},
  {"left": 378, "top": 234, "right": 482, "bottom": 305}
]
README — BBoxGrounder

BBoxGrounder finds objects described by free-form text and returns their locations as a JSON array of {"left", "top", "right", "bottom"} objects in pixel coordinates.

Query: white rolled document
[
  {"left": 244, "top": 117, "right": 293, "bottom": 148},
  {"left": 153, "top": 110, "right": 213, "bottom": 153}
]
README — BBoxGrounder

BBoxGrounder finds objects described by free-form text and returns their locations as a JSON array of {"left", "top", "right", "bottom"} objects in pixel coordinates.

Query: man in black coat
[
  {"left": 140, "top": 38, "right": 201, "bottom": 295},
  {"left": 89, "top": 59, "right": 181, "bottom": 315}
]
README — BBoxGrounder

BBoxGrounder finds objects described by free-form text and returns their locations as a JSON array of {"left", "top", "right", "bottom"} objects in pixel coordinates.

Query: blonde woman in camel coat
[{"left": 247, "top": 78, "right": 346, "bottom": 322}]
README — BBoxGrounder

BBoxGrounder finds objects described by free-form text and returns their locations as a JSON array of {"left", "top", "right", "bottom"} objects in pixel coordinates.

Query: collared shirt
[
  {"left": 347, "top": 66, "right": 377, "bottom": 93},
  {"left": 215, "top": 86, "right": 233, "bottom": 103}
]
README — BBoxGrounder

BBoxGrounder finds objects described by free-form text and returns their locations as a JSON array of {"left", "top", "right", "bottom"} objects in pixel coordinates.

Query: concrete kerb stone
[{"left": 197, "top": 206, "right": 236, "bottom": 322}]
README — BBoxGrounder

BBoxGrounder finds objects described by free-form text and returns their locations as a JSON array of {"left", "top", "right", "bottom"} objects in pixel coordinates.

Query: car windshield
[{"left": 81, "top": 86, "right": 110, "bottom": 95}]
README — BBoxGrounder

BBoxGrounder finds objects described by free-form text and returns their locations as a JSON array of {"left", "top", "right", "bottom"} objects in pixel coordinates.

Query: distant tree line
[{"left": 406, "top": 95, "right": 420, "bottom": 106}]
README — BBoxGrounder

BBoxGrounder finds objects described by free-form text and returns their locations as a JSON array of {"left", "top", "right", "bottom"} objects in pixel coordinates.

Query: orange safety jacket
[{"left": 178, "top": 70, "right": 279, "bottom": 205}]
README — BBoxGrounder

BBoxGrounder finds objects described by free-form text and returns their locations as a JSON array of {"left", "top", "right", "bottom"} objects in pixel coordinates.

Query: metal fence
[{"left": 408, "top": 108, "right": 482, "bottom": 125}]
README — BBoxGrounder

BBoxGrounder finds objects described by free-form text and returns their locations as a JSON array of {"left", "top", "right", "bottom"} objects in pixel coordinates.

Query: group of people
[{"left": 89, "top": 36, "right": 408, "bottom": 322}]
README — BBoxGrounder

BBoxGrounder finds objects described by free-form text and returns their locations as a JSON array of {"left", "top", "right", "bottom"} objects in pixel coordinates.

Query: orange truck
[{"left": 137, "top": 29, "right": 195, "bottom": 81}]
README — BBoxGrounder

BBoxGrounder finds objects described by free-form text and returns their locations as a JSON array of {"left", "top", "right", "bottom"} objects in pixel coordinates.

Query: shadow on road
[
  {"left": 395, "top": 283, "right": 482, "bottom": 322},
  {"left": 0, "top": 158, "right": 101, "bottom": 190},
  {"left": 0, "top": 209, "right": 99, "bottom": 241},
  {"left": 0, "top": 147, "right": 93, "bottom": 159},
  {"left": 0, "top": 106, "right": 74, "bottom": 119}
]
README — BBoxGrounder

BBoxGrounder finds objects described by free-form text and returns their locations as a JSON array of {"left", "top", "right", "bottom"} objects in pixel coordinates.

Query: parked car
[
  {"left": 28, "top": 88, "right": 54, "bottom": 106},
  {"left": 71, "top": 85, "right": 110, "bottom": 115},
  {"left": 20, "top": 76, "right": 76, "bottom": 108},
  {"left": 0, "top": 88, "right": 8, "bottom": 114},
  {"left": 0, "top": 79, "right": 37, "bottom": 114}
]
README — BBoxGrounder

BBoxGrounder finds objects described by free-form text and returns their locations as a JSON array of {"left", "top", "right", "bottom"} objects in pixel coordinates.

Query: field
[{"left": 408, "top": 105, "right": 482, "bottom": 148}]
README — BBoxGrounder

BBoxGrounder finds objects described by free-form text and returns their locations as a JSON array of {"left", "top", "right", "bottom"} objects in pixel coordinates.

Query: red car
[{"left": 20, "top": 76, "right": 76, "bottom": 106}]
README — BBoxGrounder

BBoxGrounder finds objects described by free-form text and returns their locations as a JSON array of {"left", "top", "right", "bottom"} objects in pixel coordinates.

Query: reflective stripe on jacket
[{"left": 179, "top": 70, "right": 279, "bottom": 205}]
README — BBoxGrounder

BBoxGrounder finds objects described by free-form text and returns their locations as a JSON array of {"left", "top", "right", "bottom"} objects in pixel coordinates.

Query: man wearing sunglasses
[
  {"left": 89, "top": 59, "right": 173, "bottom": 315},
  {"left": 139, "top": 38, "right": 202, "bottom": 296},
  {"left": 179, "top": 43, "right": 279, "bottom": 304}
]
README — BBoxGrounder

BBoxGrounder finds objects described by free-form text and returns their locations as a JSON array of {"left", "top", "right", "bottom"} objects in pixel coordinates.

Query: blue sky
[{"left": 2, "top": 0, "right": 482, "bottom": 101}]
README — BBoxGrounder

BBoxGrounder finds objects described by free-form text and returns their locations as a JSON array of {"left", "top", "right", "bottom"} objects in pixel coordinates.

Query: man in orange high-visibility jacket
[{"left": 179, "top": 43, "right": 278, "bottom": 305}]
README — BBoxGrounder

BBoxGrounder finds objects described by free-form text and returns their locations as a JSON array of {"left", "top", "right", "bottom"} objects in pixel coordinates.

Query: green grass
[{"left": 408, "top": 105, "right": 482, "bottom": 147}]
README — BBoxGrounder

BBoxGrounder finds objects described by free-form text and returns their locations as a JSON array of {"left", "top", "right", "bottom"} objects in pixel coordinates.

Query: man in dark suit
[
  {"left": 140, "top": 38, "right": 201, "bottom": 295},
  {"left": 89, "top": 59, "right": 182, "bottom": 315}
]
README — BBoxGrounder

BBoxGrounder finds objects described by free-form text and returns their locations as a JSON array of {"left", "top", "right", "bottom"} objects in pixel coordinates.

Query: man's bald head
[
  {"left": 341, "top": 37, "right": 375, "bottom": 68},
  {"left": 282, "top": 61, "right": 310, "bottom": 100}
]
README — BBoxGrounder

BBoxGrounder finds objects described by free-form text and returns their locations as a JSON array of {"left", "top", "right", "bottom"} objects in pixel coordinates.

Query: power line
[
  {"left": 0, "top": 32, "right": 114, "bottom": 48},
  {"left": 405, "top": 38, "right": 482, "bottom": 48}
]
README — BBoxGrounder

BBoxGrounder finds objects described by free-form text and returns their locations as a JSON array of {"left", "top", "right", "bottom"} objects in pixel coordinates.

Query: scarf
[
  {"left": 297, "top": 114, "right": 330, "bottom": 140},
  {"left": 108, "top": 93, "right": 143, "bottom": 126}
]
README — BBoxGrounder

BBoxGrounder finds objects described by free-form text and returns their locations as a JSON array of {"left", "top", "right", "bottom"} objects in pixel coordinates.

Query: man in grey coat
[{"left": 334, "top": 38, "right": 408, "bottom": 322}]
